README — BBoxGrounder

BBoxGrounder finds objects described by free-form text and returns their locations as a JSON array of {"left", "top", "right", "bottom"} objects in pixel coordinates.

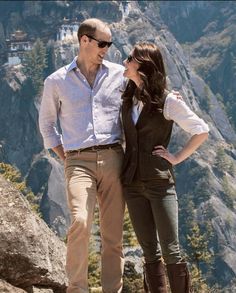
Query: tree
[
  {"left": 190, "top": 264, "right": 212, "bottom": 293},
  {"left": 221, "top": 175, "right": 235, "bottom": 209},
  {"left": 201, "top": 86, "right": 211, "bottom": 112},
  {"left": 22, "top": 38, "right": 47, "bottom": 94},
  {"left": 214, "top": 146, "right": 231, "bottom": 174},
  {"left": 187, "top": 222, "right": 214, "bottom": 292},
  {"left": 187, "top": 223, "right": 213, "bottom": 270}
]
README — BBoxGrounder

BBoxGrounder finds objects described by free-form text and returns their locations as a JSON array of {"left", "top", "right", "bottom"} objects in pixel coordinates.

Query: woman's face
[{"left": 123, "top": 52, "right": 140, "bottom": 81}]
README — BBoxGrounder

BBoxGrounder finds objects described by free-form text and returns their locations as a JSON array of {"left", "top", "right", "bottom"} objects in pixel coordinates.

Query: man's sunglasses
[
  {"left": 127, "top": 55, "right": 133, "bottom": 63},
  {"left": 85, "top": 34, "right": 113, "bottom": 48}
]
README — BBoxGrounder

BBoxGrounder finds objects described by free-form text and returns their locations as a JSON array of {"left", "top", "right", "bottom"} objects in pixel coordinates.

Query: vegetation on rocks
[{"left": 0, "top": 162, "right": 41, "bottom": 215}]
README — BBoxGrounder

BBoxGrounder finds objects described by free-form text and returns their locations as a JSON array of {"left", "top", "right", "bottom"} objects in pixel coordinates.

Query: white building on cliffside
[
  {"left": 57, "top": 18, "right": 79, "bottom": 41},
  {"left": 6, "top": 30, "right": 32, "bottom": 66}
]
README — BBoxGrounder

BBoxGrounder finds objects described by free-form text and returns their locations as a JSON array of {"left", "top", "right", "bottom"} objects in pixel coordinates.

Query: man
[{"left": 39, "top": 18, "right": 125, "bottom": 293}]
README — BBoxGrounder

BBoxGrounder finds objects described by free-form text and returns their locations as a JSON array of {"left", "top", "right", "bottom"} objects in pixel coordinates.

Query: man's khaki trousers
[{"left": 64, "top": 146, "right": 125, "bottom": 293}]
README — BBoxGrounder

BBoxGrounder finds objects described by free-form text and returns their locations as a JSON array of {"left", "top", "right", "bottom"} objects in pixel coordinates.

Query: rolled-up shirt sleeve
[
  {"left": 164, "top": 93, "right": 209, "bottom": 135},
  {"left": 39, "top": 77, "right": 63, "bottom": 149}
]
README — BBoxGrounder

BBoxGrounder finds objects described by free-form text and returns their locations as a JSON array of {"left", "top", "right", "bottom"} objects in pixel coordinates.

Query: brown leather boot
[
  {"left": 143, "top": 260, "right": 168, "bottom": 293},
  {"left": 166, "top": 262, "right": 192, "bottom": 293}
]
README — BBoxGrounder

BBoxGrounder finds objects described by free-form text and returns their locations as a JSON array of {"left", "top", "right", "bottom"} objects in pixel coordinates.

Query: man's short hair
[{"left": 77, "top": 18, "right": 110, "bottom": 42}]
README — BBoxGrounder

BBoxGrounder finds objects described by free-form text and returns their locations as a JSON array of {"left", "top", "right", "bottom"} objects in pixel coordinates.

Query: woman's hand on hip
[{"left": 152, "top": 145, "right": 179, "bottom": 165}]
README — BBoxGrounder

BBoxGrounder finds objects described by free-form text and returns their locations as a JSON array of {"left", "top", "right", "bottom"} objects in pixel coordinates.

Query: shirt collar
[
  {"left": 65, "top": 56, "right": 109, "bottom": 73},
  {"left": 65, "top": 57, "right": 78, "bottom": 72}
]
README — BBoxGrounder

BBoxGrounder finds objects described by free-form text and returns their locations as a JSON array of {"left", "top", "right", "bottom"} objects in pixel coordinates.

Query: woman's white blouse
[{"left": 132, "top": 93, "right": 209, "bottom": 135}]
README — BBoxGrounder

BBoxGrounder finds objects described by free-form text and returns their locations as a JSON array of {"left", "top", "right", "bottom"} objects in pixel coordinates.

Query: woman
[{"left": 121, "top": 42, "right": 209, "bottom": 293}]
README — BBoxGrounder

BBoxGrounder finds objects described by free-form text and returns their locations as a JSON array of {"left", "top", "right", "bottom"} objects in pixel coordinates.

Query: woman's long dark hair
[{"left": 122, "top": 42, "right": 167, "bottom": 112}]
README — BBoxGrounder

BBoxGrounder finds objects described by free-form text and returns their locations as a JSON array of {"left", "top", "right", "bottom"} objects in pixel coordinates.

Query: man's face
[{"left": 84, "top": 28, "right": 112, "bottom": 65}]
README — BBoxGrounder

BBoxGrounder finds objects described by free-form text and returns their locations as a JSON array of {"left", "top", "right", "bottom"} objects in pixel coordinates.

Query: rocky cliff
[
  {"left": 0, "top": 1, "right": 236, "bottom": 291},
  {"left": 159, "top": 0, "right": 236, "bottom": 129}
]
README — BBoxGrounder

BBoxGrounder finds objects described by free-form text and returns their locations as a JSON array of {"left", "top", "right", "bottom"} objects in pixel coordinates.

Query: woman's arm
[
  {"left": 152, "top": 93, "right": 209, "bottom": 165},
  {"left": 152, "top": 132, "right": 208, "bottom": 165}
]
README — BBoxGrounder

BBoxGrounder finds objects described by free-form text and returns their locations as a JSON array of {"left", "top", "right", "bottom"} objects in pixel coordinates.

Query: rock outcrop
[{"left": 0, "top": 175, "right": 67, "bottom": 292}]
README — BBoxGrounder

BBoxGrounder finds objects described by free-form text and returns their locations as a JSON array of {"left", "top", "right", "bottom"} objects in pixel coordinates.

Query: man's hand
[
  {"left": 52, "top": 145, "right": 66, "bottom": 161},
  {"left": 171, "top": 90, "right": 183, "bottom": 100}
]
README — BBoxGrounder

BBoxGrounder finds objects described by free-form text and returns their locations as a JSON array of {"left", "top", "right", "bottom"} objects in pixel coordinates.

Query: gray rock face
[
  {"left": 0, "top": 22, "right": 7, "bottom": 65},
  {"left": 198, "top": 197, "right": 236, "bottom": 286},
  {"left": 0, "top": 175, "right": 67, "bottom": 292},
  {"left": 159, "top": 1, "right": 214, "bottom": 43},
  {"left": 211, "top": 197, "right": 236, "bottom": 269},
  {"left": 0, "top": 279, "right": 27, "bottom": 293},
  {"left": 0, "top": 67, "right": 42, "bottom": 175},
  {"left": 158, "top": 0, "right": 236, "bottom": 140},
  {"left": 22, "top": 1, "right": 42, "bottom": 18},
  {"left": 40, "top": 155, "right": 70, "bottom": 237}
]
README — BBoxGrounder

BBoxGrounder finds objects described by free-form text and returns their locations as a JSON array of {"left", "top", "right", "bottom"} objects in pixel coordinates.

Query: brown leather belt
[{"left": 67, "top": 143, "right": 120, "bottom": 154}]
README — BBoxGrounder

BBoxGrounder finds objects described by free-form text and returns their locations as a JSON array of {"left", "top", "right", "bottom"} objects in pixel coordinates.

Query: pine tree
[
  {"left": 22, "top": 38, "right": 47, "bottom": 94},
  {"left": 187, "top": 223, "right": 213, "bottom": 292},
  {"left": 215, "top": 146, "right": 231, "bottom": 174},
  {"left": 221, "top": 175, "right": 235, "bottom": 209},
  {"left": 201, "top": 86, "right": 211, "bottom": 112},
  {"left": 187, "top": 223, "right": 213, "bottom": 269}
]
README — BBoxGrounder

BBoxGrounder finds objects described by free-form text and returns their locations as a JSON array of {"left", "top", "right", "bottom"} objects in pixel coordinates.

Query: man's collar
[
  {"left": 65, "top": 57, "right": 78, "bottom": 72},
  {"left": 65, "top": 56, "right": 109, "bottom": 73}
]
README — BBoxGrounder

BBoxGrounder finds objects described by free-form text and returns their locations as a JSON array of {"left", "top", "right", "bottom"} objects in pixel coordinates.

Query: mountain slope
[{"left": 0, "top": 1, "right": 235, "bottom": 291}]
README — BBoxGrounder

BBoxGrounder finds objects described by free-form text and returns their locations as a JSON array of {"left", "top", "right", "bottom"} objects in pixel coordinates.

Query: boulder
[{"left": 0, "top": 175, "right": 67, "bottom": 292}]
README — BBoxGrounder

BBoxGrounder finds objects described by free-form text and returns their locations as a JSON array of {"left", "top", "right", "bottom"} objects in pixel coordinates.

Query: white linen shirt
[
  {"left": 39, "top": 57, "right": 125, "bottom": 151},
  {"left": 132, "top": 92, "right": 209, "bottom": 135}
]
